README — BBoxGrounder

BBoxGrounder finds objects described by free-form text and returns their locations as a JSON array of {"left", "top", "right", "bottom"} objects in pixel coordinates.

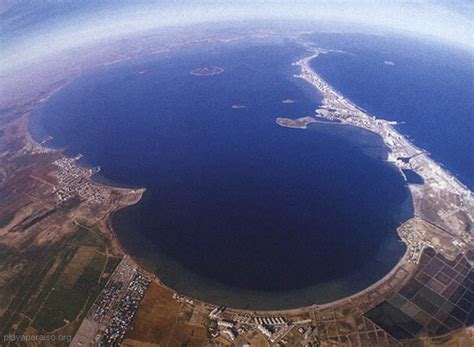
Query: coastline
[
  {"left": 275, "top": 116, "right": 316, "bottom": 129},
  {"left": 295, "top": 46, "right": 473, "bottom": 262},
  {"left": 2, "top": 29, "right": 472, "bottom": 345},
  {"left": 16, "top": 42, "right": 473, "bottom": 316},
  {"left": 210, "top": 43, "right": 474, "bottom": 314},
  {"left": 25, "top": 108, "right": 147, "bottom": 257}
]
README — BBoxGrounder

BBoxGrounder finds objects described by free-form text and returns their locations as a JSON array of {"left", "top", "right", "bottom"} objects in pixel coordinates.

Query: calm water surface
[{"left": 31, "top": 43, "right": 411, "bottom": 309}]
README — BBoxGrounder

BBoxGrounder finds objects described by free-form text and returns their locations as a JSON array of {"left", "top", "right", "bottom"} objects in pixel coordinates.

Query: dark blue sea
[
  {"left": 30, "top": 42, "right": 414, "bottom": 309},
  {"left": 307, "top": 33, "right": 474, "bottom": 190}
]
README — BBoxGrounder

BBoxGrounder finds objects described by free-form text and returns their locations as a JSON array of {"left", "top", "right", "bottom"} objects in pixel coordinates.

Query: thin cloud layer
[{"left": 1, "top": 1, "right": 473, "bottom": 72}]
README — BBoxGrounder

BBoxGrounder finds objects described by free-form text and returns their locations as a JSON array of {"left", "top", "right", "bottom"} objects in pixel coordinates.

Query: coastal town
[
  {"left": 71, "top": 259, "right": 150, "bottom": 346},
  {"left": 53, "top": 156, "right": 105, "bottom": 204}
]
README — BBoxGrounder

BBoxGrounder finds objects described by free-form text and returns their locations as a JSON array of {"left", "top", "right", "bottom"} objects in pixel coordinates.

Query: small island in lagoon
[
  {"left": 276, "top": 116, "right": 317, "bottom": 129},
  {"left": 191, "top": 66, "right": 224, "bottom": 76}
]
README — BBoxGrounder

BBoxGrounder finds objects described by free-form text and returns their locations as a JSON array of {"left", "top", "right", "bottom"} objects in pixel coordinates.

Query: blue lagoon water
[{"left": 30, "top": 43, "right": 411, "bottom": 309}]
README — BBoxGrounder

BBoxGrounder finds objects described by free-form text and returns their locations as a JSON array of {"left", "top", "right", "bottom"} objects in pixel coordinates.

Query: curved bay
[{"left": 30, "top": 43, "right": 411, "bottom": 309}]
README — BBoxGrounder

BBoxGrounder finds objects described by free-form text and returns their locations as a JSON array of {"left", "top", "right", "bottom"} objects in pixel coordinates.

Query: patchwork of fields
[{"left": 0, "top": 225, "right": 121, "bottom": 344}]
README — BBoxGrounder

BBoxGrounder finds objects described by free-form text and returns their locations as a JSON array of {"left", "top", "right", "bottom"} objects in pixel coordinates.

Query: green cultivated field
[{"left": 0, "top": 225, "right": 121, "bottom": 343}]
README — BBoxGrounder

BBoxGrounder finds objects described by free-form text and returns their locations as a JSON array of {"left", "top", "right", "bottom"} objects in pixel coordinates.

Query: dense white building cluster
[
  {"left": 99, "top": 273, "right": 150, "bottom": 346},
  {"left": 207, "top": 304, "right": 300, "bottom": 344},
  {"left": 53, "top": 156, "right": 104, "bottom": 203},
  {"left": 90, "top": 261, "right": 137, "bottom": 323},
  {"left": 71, "top": 261, "right": 151, "bottom": 347}
]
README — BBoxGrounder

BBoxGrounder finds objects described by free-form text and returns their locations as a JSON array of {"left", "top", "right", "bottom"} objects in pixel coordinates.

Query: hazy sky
[{"left": 1, "top": 1, "right": 473, "bottom": 72}]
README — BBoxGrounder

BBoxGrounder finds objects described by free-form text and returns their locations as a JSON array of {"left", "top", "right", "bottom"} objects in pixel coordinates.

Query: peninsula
[{"left": 294, "top": 47, "right": 473, "bottom": 262}]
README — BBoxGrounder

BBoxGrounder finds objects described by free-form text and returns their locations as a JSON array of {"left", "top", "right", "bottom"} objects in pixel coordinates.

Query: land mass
[
  {"left": 232, "top": 104, "right": 247, "bottom": 109},
  {"left": 276, "top": 116, "right": 316, "bottom": 129},
  {"left": 191, "top": 66, "right": 224, "bottom": 76}
]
